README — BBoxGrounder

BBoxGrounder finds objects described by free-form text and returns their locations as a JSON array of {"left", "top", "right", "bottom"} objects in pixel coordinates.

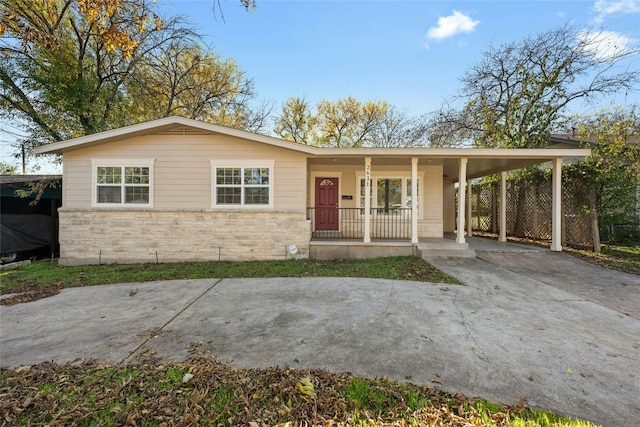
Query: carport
[
  {"left": 307, "top": 148, "right": 590, "bottom": 255},
  {"left": 0, "top": 175, "right": 62, "bottom": 261}
]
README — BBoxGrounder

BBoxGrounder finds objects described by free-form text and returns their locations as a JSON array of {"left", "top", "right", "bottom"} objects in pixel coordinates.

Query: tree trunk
[
  {"left": 513, "top": 181, "right": 527, "bottom": 237},
  {"left": 588, "top": 190, "right": 601, "bottom": 252},
  {"left": 491, "top": 183, "right": 498, "bottom": 234}
]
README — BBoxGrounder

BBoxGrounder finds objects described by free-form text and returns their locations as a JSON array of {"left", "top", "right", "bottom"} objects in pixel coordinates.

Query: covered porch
[
  {"left": 306, "top": 148, "right": 590, "bottom": 258},
  {"left": 308, "top": 233, "right": 543, "bottom": 260}
]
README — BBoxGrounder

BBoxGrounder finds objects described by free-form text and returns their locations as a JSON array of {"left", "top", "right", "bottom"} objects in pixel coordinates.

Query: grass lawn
[
  {"left": 0, "top": 256, "right": 460, "bottom": 305},
  {"left": 564, "top": 244, "right": 640, "bottom": 275},
  {"left": 473, "top": 232, "right": 639, "bottom": 275},
  {"left": 0, "top": 352, "right": 602, "bottom": 427}
]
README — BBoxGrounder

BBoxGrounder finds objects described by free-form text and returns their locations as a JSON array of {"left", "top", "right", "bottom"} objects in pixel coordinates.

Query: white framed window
[
  {"left": 92, "top": 159, "right": 154, "bottom": 207},
  {"left": 358, "top": 176, "right": 419, "bottom": 214},
  {"left": 212, "top": 160, "right": 274, "bottom": 208}
]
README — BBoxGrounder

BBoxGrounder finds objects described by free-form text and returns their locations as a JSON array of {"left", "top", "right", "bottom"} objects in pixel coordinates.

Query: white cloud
[
  {"left": 427, "top": 10, "right": 480, "bottom": 41},
  {"left": 576, "top": 29, "right": 635, "bottom": 60},
  {"left": 593, "top": 0, "right": 640, "bottom": 22}
]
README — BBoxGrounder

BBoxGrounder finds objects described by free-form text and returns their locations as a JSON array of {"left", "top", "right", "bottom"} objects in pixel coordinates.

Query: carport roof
[{"left": 34, "top": 116, "right": 590, "bottom": 180}]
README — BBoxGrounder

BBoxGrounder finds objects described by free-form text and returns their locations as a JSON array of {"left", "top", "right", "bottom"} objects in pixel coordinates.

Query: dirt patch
[{"left": 0, "top": 285, "right": 60, "bottom": 306}]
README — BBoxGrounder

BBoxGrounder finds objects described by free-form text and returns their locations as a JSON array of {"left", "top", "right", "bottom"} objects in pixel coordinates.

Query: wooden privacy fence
[{"left": 469, "top": 176, "right": 592, "bottom": 246}]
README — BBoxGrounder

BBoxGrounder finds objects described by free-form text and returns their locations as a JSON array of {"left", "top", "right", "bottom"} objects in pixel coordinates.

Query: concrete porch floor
[
  {"left": 441, "top": 233, "right": 545, "bottom": 253},
  {"left": 309, "top": 234, "right": 546, "bottom": 260}
]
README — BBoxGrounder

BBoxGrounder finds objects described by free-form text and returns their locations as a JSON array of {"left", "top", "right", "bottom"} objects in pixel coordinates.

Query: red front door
[{"left": 315, "top": 177, "right": 339, "bottom": 231}]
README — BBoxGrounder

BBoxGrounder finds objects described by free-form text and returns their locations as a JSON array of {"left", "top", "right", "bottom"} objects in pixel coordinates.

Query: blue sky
[
  {"left": 2, "top": 0, "right": 639, "bottom": 172},
  {"left": 157, "top": 0, "right": 640, "bottom": 115}
]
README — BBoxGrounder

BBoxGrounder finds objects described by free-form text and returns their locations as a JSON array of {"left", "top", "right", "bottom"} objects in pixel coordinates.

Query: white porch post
[
  {"left": 364, "top": 157, "right": 372, "bottom": 243},
  {"left": 499, "top": 171, "right": 507, "bottom": 242},
  {"left": 466, "top": 179, "right": 473, "bottom": 237},
  {"left": 411, "top": 157, "right": 418, "bottom": 243},
  {"left": 551, "top": 157, "right": 563, "bottom": 251},
  {"left": 456, "top": 158, "right": 468, "bottom": 244}
]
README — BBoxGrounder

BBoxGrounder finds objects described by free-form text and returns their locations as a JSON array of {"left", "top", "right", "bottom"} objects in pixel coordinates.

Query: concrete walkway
[{"left": 1, "top": 251, "right": 638, "bottom": 427}]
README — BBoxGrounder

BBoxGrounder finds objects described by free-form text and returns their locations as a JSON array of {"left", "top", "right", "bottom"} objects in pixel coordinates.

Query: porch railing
[{"left": 306, "top": 207, "right": 412, "bottom": 240}]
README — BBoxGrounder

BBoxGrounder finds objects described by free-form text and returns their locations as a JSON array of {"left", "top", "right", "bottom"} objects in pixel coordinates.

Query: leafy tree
[
  {"left": 128, "top": 40, "right": 270, "bottom": 132},
  {"left": 433, "top": 25, "right": 639, "bottom": 148},
  {"left": 316, "top": 97, "right": 387, "bottom": 147},
  {"left": 0, "top": 161, "right": 18, "bottom": 174},
  {"left": 0, "top": 0, "right": 265, "bottom": 161},
  {"left": 274, "top": 97, "right": 428, "bottom": 148},
  {"left": 1, "top": 0, "right": 188, "bottom": 139},
  {"left": 565, "top": 106, "right": 640, "bottom": 248},
  {"left": 273, "top": 97, "right": 317, "bottom": 144}
]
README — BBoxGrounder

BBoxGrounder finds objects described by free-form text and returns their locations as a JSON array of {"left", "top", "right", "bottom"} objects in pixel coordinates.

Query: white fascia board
[{"left": 312, "top": 147, "right": 591, "bottom": 159}]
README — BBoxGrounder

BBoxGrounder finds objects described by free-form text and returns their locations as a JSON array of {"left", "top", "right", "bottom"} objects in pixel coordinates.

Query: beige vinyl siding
[
  {"left": 62, "top": 134, "right": 307, "bottom": 210},
  {"left": 443, "top": 180, "right": 456, "bottom": 232},
  {"left": 308, "top": 163, "right": 443, "bottom": 237},
  {"left": 61, "top": 155, "right": 92, "bottom": 207},
  {"left": 420, "top": 165, "right": 443, "bottom": 237},
  {"left": 309, "top": 164, "right": 442, "bottom": 208}
]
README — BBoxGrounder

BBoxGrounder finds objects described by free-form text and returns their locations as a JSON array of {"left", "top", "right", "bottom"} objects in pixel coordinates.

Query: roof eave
[
  {"left": 32, "top": 116, "right": 591, "bottom": 160},
  {"left": 33, "top": 116, "right": 319, "bottom": 155},
  {"left": 312, "top": 147, "right": 591, "bottom": 159}
]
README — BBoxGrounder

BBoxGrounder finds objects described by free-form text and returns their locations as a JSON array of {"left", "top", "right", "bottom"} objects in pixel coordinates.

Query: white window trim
[
  {"left": 211, "top": 160, "right": 275, "bottom": 209},
  {"left": 91, "top": 159, "right": 155, "bottom": 208},
  {"left": 356, "top": 174, "right": 423, "bottom": 217}
]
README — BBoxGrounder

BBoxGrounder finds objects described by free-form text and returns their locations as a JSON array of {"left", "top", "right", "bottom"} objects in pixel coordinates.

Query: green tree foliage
[
  {"left": 432, "top": 25, "right": 639, "bottom": 148},
  {"left": 0, "top": 161, "right": 17, "bottom": 174},
  {"left": 566, "top": 106, "right": 640, "bottom": 245},
  {"left": 0, "top": 0, "right": 264, "bottom": 160},
  {"left": 1, "top": 0, "right": 171, "bottom": 142},
  {"left": 274, "top": 96, "right": 429, "bottom": 148},
  {"left": 316, "top": 97, "right": 388, "bottom": 147},
  {"left": 128, "top": 40, "right": 269, "bottom": 131},
  {"left": 274, "top": 97, "right": 318, "bottom": 144}
]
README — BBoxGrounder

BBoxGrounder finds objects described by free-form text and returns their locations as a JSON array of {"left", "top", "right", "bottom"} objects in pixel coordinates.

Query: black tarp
[{"left": 1, "top": 214, "right": 54, "bottom": 254}]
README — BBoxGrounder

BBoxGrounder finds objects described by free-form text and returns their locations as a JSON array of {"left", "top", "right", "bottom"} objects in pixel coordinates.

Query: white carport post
[
  {"left": 364, "top": 157, "right": 372, "bottom": 243},
  {"left": 499, "top": 171, "right": 507, "bottom": 242},
  {"left": 551, "top": 157, "right": 563, "bottom": 251},
  {"left": 411, "top": 157, "right": 419, "bottom": 244},
  {"left": 456, "top": 158, "right": 468, "bottom": 244},
  {"left": 466, "top": 179, "right": 473, "bottom": 237}
]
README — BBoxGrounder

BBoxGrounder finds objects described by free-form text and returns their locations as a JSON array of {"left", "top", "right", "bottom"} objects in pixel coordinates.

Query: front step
[{"left": 415, "top": 240, "right": 476, "bottom": 258}]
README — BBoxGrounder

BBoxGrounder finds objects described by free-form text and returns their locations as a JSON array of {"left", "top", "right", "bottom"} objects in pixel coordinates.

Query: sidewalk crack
[
  {"left": 452, "top": 297, "right": 489, "bottom": 363},
  {"left": 121, "top": 278, "right": 223, "bottom": 364}
]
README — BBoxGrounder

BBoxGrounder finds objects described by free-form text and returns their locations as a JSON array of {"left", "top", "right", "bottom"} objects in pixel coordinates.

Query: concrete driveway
[{"left": 1, "top": 251, "right": 638, "bottom": 427}]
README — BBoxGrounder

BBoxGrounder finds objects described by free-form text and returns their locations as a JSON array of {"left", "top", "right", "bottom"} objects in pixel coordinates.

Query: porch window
[
  {"left": 93, "top": 160, "right": 153, "bottom": 206},
  {"left": 214, "top": 166, "right": 272, "bottom": 206},
  {"left": 359, "top": 177, "right": 418, "bottom": 212}
]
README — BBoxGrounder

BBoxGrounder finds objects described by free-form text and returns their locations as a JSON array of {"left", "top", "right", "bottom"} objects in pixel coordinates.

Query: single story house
[{"left": 34, "top": 116, "right": 590, "bottom": 265}]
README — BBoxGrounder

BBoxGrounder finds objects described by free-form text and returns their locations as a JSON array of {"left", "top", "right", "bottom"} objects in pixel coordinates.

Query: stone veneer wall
[{"left": 58, "top": 209, "right": 311, "bottom": 265}]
